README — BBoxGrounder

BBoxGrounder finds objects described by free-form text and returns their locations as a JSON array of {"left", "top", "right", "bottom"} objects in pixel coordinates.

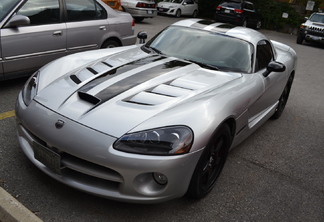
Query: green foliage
[{"left": 196, "top": 0, "right": 306, "bottom": 30}]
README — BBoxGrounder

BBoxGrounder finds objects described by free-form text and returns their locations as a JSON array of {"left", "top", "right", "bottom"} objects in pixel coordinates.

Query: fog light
[{"left": 153, "top": 172, "right": 168, "bottom": 185}]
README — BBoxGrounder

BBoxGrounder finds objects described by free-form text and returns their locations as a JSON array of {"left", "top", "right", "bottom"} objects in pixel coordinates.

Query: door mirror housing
[
  {"left": 263, "top": 61, "right": 286, "bottom": 77},
  {"left": 137, "top": 31, "right": 147, "bottom": 44},
  {"left": 4, "top": 15, "right": 30, "bottom": 28}
]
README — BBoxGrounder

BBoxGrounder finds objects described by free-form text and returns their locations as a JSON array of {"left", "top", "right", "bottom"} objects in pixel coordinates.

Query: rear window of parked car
[{"left": 66, "top": 0, "right": 107, "bottom": 22}]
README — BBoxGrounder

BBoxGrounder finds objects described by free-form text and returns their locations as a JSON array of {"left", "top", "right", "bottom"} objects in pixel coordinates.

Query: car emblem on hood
[{"left": 55, "top": 119, "right": 65, "bottom": 129}]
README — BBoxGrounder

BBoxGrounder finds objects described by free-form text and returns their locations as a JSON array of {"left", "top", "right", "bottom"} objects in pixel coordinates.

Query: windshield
[
  {"left": 0, "top": 0, "right": 20, "bottom": 22},
  {"left": 162, "top": 0, "right": 183, "bottom": 3},
  {"left": 145, "top": 26, "right": 253, "bottom": 73},
  {"left": 309, "top": 14, "right": 324, "bottom": 23}
]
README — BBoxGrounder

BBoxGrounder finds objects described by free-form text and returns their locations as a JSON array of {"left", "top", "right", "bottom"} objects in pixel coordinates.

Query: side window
[
  {"left": 16, "top": 0, "right": 60, "bottom": 25},
  {"left": 244, "top": 3, "right": 254, "bottom": 11},
  {"left": 255, "top": 40, "right": 274, "bottom": 71},
  {"left": 66, "top": 0, "right": 107, "bottom": 22}
]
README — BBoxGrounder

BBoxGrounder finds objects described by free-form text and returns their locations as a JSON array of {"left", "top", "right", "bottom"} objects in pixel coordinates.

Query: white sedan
[{"left": 157, "top": 0, "right": 198, "bottom": 17}]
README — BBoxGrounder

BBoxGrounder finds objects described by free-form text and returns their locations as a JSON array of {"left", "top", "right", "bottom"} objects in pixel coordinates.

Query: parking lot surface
[{"left": 0, "top": 16, "right": 323, "bottom": 222}]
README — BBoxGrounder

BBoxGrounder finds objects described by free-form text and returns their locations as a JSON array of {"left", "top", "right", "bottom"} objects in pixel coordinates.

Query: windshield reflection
[{"left": 145, "top": 26, "right": 253, "bottom": 73}]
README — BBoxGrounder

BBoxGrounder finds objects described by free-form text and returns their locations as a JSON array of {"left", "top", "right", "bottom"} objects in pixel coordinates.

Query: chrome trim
[
  {"left": 4, "top": 49, "right": 66, "bottom": 60},
  {"left": 67, "top": 44, "right": 98, "bottom": 51}
]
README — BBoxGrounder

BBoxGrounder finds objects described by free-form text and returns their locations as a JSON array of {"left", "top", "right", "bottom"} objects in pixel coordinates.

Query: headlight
[
  {"left": 114, "top": 126, "right": 193, "bottom": 155},
  {"left": 22, "top": 71, "right": 40, "bottom": 106},
  {"left": 300, "top": 24, "right": 308, "bottom": 29}
]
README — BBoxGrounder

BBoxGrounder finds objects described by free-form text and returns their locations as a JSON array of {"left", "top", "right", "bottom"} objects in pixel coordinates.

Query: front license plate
[
  {"left": 147, "top": 10, "right": 153, "bottom": 14},
  {"left": 33, "top": 141, "right": 61, "bottom": 175}
]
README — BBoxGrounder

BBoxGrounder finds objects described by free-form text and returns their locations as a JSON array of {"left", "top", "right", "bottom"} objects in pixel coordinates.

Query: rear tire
[
  {"left": 242, "top": 19, "right": 247, "bottom": 27},
  {"left": 187, "top": 124, "right": 232, "bottom": 199},
  {"left": 134, "top": 17, "right": 144, "bottom": 23},
  {"left": 255, "top": 20, "right": 261, "bottom": 30},
  {"left": 101, "top": 40, "right": 120, "bottom": 48}
]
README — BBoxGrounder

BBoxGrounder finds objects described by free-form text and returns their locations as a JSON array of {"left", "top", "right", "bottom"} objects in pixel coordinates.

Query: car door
[
  {"left": 64, "top": 0, "right": 109, "bottom": 54},
  {"left": 182, "top": 0, "right": 195, "bottom": 15},
  {"left": 243, "top": 2, "right": 257, "bottom": 25},
  {"left": 248, "top": 40, "right": 287, "bottom": 119},
  {"left": 1, "top": 0, "right": 66, "bottom": 77}
]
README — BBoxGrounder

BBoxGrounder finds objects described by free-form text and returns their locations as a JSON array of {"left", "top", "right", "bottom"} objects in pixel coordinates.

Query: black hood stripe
[
  {"left": 78, "top": 57, "right": 190, "bottom": 106},
  {"left": 79, "top": 55, "right": 165, "bottom": 93},
  {"left": 95, "top": 59, "right": 189, "bottom": 105}
]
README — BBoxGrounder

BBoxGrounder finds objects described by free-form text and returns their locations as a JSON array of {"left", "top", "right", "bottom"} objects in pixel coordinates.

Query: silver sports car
[{"left": 16, "top": 19, "right": 297, "bottom": 203}]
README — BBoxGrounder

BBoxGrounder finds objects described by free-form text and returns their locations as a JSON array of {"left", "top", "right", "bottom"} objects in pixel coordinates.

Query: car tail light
[
  {"left": 234, "top": 9, "right": 243, "bottom": 13},
  {"left": 132, "top": 19, "right": 135, "bottom": 27},
  {"left": 136, "top": 2, "right": 156, "bottom": 8},
  {"left": 216, "top": 6, "right": 222, "bottom": 10}
]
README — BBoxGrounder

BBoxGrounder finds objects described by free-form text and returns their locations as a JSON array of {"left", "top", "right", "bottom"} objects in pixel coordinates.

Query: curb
[{"left": 0, "top": 187, "right": 42, "bottom": 222}]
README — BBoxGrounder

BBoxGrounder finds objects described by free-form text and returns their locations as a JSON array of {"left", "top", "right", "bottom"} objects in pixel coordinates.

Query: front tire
[
  {"left": 175, "top": 9, "right": 181, "bottom": 18},
  {"left": 271, "top": 74, "right": 294, "bottom": 119},
  {"left": 187, "top": 124, "right": 232, "bottom": 199},
  {"left": 296, "top": 33, "right": 304, "bottom": 44},
  {"left": 192, "top": 10, "right": 198, "bottom": 18}
]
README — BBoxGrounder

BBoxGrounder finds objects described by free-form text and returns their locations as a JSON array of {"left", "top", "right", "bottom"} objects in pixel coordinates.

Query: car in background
[
  {"left": 157, "top": 0, "right": 198, "bottom": 18},
  {"left": 16, "top": 19, "right": 297, "bottom": 203},
  {"left": 0, "top": 0, "right": 136, "bottom": 81},
  {"left": 102, "top": 0, "right": 122, "bottom": 11},
  {"left": 121, "top": 0, "right": 157, "bottom": 22},
  {"left": 297, "top": 12, "right": 324, "bottom": 45},
  {"left": 215, "top": 0, "right": 261, "bottom": 29}
]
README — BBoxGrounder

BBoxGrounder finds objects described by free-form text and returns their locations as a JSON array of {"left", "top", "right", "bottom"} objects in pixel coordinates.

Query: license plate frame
[{"left": 33, "top": 141, "right": 61, "bottom": 175}]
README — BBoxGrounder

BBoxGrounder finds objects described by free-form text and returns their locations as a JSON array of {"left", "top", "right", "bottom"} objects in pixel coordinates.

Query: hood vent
[
  {"left": 70, "top": 61, "right": 114, "bottom": 84},
  {"left": 124, "top": 78, "right": 209, "bottom": 106}
]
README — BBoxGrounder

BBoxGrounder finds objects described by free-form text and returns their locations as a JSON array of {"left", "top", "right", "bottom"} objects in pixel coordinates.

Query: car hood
[
  {"left": 305, "top": 20, "right": 324, "bottom": 28},
  {"left": 34, "top": 46, "right": 242, "bottom": 137}
]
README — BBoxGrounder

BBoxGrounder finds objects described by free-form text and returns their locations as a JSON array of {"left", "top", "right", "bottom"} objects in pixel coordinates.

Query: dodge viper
[{"left": 16, "top": 19, "right": 297, "bottom": 203}]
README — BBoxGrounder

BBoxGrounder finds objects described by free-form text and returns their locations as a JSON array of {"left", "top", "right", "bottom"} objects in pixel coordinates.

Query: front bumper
[
  {"left": 15, "top": 93, "right": 203, "bottom": 203},
  {"left": 157, "top": 7, "right": 176, "bottom": 16},
  {"left": 299, "top": 28, "right": 324, "bottom": 44}
]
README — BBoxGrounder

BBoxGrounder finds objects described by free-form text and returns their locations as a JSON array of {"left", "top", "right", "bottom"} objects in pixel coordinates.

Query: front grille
[
  {"left": 157, "top": 7, "right": 169, "bottom": 12},
  {"left": 23, "top": 126, "right": 123, "bottom": 190},
  {"left": 309, "top": 26, "right": 324, "bottom": 33}
]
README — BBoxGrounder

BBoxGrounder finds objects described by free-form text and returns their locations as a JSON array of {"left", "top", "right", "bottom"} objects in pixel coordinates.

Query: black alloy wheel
[
  {"left": 101, "top": 40, "right": 119, "bottom": 48},
  {"left": 187, "top": 124, "right": 232, "bottom": 199},
  {"left": 271, "top": 74, "right": 294, "bottom": 119}
]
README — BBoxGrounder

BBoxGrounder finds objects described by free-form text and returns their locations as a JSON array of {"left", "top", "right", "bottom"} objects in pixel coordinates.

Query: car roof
[{"left": 171, "top": 19, "right": 268, "bottom": 46}]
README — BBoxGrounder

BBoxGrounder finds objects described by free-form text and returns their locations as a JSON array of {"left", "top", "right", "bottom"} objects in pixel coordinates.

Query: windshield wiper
[
  {"left": 185, "top": 59, "right": 219, "bottom": 71},
  {"left": 149, "top": 46, "right": 164, "bottom": 55}
]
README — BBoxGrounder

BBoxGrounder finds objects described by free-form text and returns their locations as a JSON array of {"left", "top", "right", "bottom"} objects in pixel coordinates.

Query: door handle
[
  {"left": 99, "top": 26, "right": 106, "bottom": 31},
  {"left": 53, "top": 31, "right": 62, "bottom": 36}
]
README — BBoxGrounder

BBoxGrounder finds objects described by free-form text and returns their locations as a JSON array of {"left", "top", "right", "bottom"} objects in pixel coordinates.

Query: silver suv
[
  {"left": 0, "top": 0, "right": 136, "bottom": 81},
  {"left": 297, "top": 12, "right": 324, "bottom": 45}
]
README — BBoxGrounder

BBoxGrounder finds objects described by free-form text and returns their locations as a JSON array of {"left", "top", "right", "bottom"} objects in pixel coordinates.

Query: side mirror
[
  {"left": 4, "top": 15, "right": 30, "bottom": 28},
  {"left": 137, "top": 31, "right": 147, "bottom": 44},
  {"left": 263, "top": 61, "right": 286, "bottom": 77}
]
